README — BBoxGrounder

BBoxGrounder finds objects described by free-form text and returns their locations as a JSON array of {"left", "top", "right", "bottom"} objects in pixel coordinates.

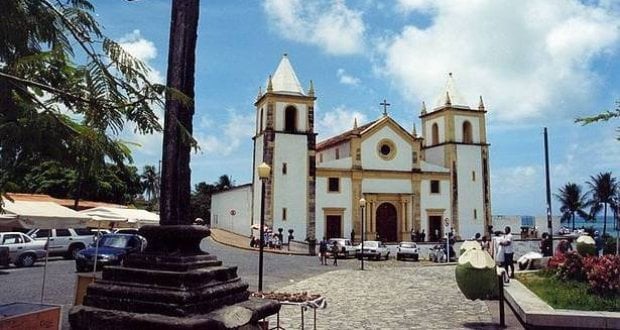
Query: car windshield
[
  {"left": 97, "top": 235, "right": 131, "bottom": 248},
  {"left": 363, "top": 241, "right": 378, "bottom": 248},
  {"left": 400, "top": 242, "right": 416, "bottom": 248}
]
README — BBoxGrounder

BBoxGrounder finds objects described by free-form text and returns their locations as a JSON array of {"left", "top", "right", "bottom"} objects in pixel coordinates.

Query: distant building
[{"left": 211, "top": 55, "right": 492, "bottom": 242}]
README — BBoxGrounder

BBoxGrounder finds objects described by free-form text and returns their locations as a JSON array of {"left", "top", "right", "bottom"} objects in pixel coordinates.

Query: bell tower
[
  {"left": 252, "top": 54, "right": 317, "bottom": 240},
  {"left": 420, "top": 73, "right": 491, "bottom": 239}
]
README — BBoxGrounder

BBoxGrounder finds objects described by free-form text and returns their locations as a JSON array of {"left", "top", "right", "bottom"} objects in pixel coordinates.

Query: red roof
[
  {"left": 4, "top": 193, "right": 126, "bottom": 211},
  {"left": 316, "top": 120, "right": 377, "bottom": 151}
]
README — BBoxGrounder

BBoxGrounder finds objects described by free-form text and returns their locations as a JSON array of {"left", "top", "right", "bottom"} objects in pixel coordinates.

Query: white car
[
  {"left": 327, "top": 238, "right": 356, "bottom": 258},
  {"left": 0, "top": 232, "right": 47, "bottom": 267},
  {"left": 396, "top": 241, "right": 419, "bottom": 261},
  {"left": 355, "top": 240, "right": 390, "bottom": 260}
]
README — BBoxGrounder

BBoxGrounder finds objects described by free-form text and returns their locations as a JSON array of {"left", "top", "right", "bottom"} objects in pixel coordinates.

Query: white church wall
[
  {"left": 424, "top": 117, "right": 445, "bottom": 145},
  {"left": 275, "top": 102, "right": 308, "bottom": 131},
  {"left": 252, "top": 136, "right": 265, "bottom": 226},
  {"left": 424, "top": 146, "right": 445, "bottom": 167},
  {"left": 456, "top": 145, "right": 485, "bottom": 239},
  {"left": 454, "top": 115, "right": 481, "bottom": 143},
  {"left": 361, "top": 179, "right": 411, "bottom": 194},
  {"left": 211, "top": 185, "right": 253, "bottom": 236},
  {"left": 272, "top": 134, "right": 309, "bottom": 240},
  {"left": 319, "top": 143, "right": 351, "bottom": 169},
  {"left": 419, "top": 179, "right": 451, "bottom": 236},
  {"left": 316, "top": 176, "right": 352, "bottom": 239},
  {"left": 361, "top": 126, "right": 412, "bottom": 171}
]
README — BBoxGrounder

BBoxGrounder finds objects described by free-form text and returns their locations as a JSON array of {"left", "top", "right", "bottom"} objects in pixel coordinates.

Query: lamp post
[
  {"left": 359, "top": 197, "right": 366, "bottom": 270},
  {"left": 257, "top": 162, "right": 271, "bottom": 292}
]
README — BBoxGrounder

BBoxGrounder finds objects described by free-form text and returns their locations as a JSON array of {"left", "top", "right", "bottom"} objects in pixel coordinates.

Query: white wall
[
  {"left": 274, "top": 102, "right": 308, "bottom": 132},
  {"left": 424, "top": 146, "right": 445, "bottom": 168},
  {"left": 419, "top": 179, "right": 451, "bottom": 236},
  {"left": 361, "top": 126, "right": 412, "bottom": 171},
  {"left": 424, "top": 117, "right": 445, "bottom": 146},
  {"left": 454, "top": 115, "right": 481, "bottom": 143},
  {"left": 318, "top": 143, "right": 352, "bottom": 169},
  {"left": 361, "top": 179, "right": 411, "bottom": 194},
  {"left": 211, "top": 185, "right": 253, "bottom": 236},
  {"left": 316, "top": 177, "right": 352, "bottom": 239},
  {"left": 272, "top": 134, "right": 308, "bottom": 240},
  {"left": 456, "top": 145, "right": 485, "bottom": 239}
]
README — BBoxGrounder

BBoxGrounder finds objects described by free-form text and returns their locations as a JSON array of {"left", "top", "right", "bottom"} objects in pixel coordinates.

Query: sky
[{"left": 92, "top": 0, "right": 620, "bottom": 216}]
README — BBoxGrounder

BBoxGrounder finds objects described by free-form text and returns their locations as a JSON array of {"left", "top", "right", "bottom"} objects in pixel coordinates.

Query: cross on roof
[{"left": 380, "top": 99, "right": 391, "bottom": 116}]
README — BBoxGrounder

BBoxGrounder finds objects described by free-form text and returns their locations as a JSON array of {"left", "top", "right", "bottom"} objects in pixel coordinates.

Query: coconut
[
  {"left": 455, "top": 249, "right": 498, "bottom": 300},
  {"left": 576, "top": 235, "right": 596, "bottom": 256},
  {"left": 459, "top": 240, "right": 482, "bottom": 256}
]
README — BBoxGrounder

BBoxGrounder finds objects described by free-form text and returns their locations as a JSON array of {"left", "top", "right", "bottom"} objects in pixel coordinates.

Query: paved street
[{"left": 0, "top": 238, "right": 519, "bottom": 329}]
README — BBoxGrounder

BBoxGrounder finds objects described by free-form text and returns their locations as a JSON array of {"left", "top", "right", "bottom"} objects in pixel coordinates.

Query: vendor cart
[{"left": 252, "top": 293, "right": 326, "bottom": 330}]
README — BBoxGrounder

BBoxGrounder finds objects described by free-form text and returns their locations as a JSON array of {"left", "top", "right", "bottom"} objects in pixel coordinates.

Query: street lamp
[
  {"left": 257, "top": 162, "right": 271, "bottom": 292},
  {"left": 359, "top": 197, "right": 366, "bottom": 270}
]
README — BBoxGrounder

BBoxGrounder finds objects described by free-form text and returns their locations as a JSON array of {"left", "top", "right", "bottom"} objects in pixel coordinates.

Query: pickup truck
[
  {"left": 28, "top": 228, "right": 94, "bottom": 259},
  {"left": 0, "top": 232, "right": 47, "bottom": 267},
  {"left": 327, "top": 238, "right": 357, "bottom": 258}
]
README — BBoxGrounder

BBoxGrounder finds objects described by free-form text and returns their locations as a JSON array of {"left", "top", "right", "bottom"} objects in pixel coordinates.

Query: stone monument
[{"left": 69, "top": 225, "right": 280, "bottom": 329}]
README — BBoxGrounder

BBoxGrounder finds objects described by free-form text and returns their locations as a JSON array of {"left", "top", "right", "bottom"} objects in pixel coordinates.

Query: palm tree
[
  {"left": 141, "top": 165, "right": 159, "bottom": 202},
  {"left": 586, "top": 172, "right": 618, "bottom": 236},
  {"left": 555, "top": 182, "right": 589, "bottom": 231}
]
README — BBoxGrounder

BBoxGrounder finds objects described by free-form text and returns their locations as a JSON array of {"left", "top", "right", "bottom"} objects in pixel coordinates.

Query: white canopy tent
[
  {"left": 79, "top": 207, "right": 159, "bottom": 227},
  {"left": 0, "top": 199, "right": 91, "bottom": 229}
]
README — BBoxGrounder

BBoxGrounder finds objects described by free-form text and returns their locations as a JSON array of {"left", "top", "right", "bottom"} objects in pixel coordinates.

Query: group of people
[
  {"left": 409, "top": 228, "right": 426, "bottom": 242},
  {"left": 318, "top": 237, "right": 341, "bottom": 266},
  {"left": 482, "top": 226, "right": 515, "bottom": 281},
  {"left": 249, "top": 231, "right": 282, "bottom": 249}
]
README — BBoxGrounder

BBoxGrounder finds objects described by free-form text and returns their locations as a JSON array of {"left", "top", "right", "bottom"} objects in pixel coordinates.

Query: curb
[{"left": 209, "top": 229, "right": 310, "bottom": 256}]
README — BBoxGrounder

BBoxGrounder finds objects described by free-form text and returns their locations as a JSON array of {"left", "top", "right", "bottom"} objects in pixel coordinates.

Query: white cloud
[
  {"left": 316, "top": 106, "right": 368, "bottom": 139},
  {"left": 118, "top": 30, "right": 164, "bottom": 83},
  {"left": 337, "top": 68, "right": 361, "bottom": 86},
  {"left": 194, "top": 109, "right": 254, "bottom": 156},
  {"left": 382, "top": 0, "right": 620, "bottom": 123},
  {"left": 263, "top": 0, "right": 365, "bottom": 55}
]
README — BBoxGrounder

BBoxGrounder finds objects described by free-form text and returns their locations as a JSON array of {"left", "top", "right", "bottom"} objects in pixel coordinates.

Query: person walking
[
  {"left": 319, "top": 237, "right": 328, "bottom": 265},
  {"left": 351, "top": 229, "right": 355, "bottom": 244},
  {"left": 594, "top": 231, "right": 604, "bottom": 256},
  {"left": 501, "top": 226, "right": 515, "bottom": 279},
  {"left": 410, "top": 228, "right": 415, "bottom": 242},
  {"left": 332, "top": 241, "right": 340, "bottom": 266}
]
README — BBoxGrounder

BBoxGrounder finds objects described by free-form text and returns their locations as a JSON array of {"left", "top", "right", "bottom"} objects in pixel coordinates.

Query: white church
[{"left": 211, "top": 54, "right": 492, "bottom": 243}]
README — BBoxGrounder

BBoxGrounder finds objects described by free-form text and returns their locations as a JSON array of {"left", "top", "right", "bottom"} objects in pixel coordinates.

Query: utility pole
[{"left": 544, "top": 128, "right": 553, "bottom": 246}]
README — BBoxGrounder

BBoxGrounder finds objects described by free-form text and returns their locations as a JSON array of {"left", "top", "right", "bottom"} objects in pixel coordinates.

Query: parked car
[
  {"left": 113, "top": 228, "right": 140, "bottom": 235},
  {"left": 355, "top": 240, "right": 390, "bottom": 260},
  {"left": 0, "top": 232, "right": 47, "bottom": 267},
  {"left": 396, "top": 241, "right": 419, "bottom": 261},
  {"left": 326, "top": 238, "right": 356, "bottom": 258},
  {"left": 27, "top": 228, "right": 94, "bottom": 259},
  {"left": 75, "top": 234, "right": 146, "bottom": 272}
]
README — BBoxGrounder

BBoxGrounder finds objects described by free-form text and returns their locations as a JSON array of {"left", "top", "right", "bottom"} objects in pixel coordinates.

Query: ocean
[{"left": 563, "top": 215, "right": 619, "bottom": 238}]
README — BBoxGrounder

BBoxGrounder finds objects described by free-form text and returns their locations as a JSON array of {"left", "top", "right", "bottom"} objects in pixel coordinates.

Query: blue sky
[{"left": 92, "top": 0, "right": 619, "bottom": 216}]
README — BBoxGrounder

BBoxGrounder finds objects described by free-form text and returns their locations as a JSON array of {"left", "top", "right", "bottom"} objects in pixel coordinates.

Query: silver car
[
  {"left": 0, "top": 232, "right": 47, "bottom": 267},
  {"left": 327, "top": 238, "right": 356, "bottom": 258},
  {"left": 396, "top": 241, "right": 419, "bottom": 261},
  {"left": 355, "top": 240, "right": 390, "bottom": 260}
]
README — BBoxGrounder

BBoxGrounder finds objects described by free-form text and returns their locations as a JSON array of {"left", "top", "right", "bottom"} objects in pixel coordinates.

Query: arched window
[
  {"left": 285, "top": 106, "right": 297, "bottom": 132},
  {"left": 259, "top": 108, "right": 264, "bottom": 133},
  {"left": 431, "top": 123, "right": 439, "bottom": 145},
  {"left": 462, "top": 121, "right": 472, "bottom": 143}
]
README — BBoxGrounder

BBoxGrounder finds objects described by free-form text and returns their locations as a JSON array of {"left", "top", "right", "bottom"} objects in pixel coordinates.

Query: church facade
[{"left": 211, "top": 55, "right": 491, "bottom": 242}]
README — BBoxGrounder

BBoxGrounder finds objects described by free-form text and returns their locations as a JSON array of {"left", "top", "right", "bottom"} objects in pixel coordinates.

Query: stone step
[
  {"left": 123, "top": 252, "right": 222, "bottom": 271},
  {"left": 101, "top": 265, "right": 241, "bottom": 288}
]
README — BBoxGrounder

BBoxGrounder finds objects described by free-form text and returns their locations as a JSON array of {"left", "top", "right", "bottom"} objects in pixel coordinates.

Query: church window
[
  {"left": 285, "top": 106, "right": 297, "bottom": 132},
  {"left": 377, "top": 139, "right": 396, "bottom": 160},
  {"left": 412, "top": 151, "right": 418, "bottom": 163},
  {"left": 282, "top": 163, "right": 287, "bottom": 175},
  {"left": 472, "top": 171, "right": 476, "bottom": 181},
  {"left": 319, "top": 153, "right": 323, "bottom": 163},
  {"left": 474, "top": 209, "right": 478, "bottom": 220},
  {"left": 463, "top": 121, "right": 473, "bottom": 143},
  {"left": 335, "top": 148, "right": 340, "bottom": 160},
  {"left": 328, "top": 177, "right": 340, "bottom": 192},
  {"left": 283, "top": 208, "right": 287, "bottom": 221},
  {"left": 432, "top": 123, "right": 439, "bottom": 145},
  {"left": 259, "top": 108, "right": 264, "bottom": 133},
  {"left": 430, "top": 180, "right": 440, "bottom": 194}
]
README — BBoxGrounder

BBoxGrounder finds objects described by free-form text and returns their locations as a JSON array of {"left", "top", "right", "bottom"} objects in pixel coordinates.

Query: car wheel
[
  {"left": 16, "top": 253, "right": 36, "bottom": 267},
  {"left": 385, "top": 253, "right": 390, "bottom": 261},
  {"left": 66, "top": 244, "right": 85, "bottom": 260}
]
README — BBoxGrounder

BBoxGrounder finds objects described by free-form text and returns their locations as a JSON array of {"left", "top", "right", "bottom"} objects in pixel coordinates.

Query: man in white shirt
[{"left": 501, "top": 226, "right": 514, "bottom": 278}]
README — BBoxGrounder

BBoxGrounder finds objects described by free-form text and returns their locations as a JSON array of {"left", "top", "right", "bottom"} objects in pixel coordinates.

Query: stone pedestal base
[{"left": 69, "top": 225, "right": 279, "bottom": 329}]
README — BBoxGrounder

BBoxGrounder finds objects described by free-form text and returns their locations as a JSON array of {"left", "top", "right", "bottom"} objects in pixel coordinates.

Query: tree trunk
[
  {"left": 572, "top": 212, "right": 575, "bottom": 231},
  {"left": 160, "top": 0, "right": 200, "bottom": 226},
  {"left": 603, "top": 203, "right": 607, "bottom": 237}
]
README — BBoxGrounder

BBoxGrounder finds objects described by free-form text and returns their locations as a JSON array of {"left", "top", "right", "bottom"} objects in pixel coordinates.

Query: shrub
[
  {"left": 547, "top": 254, "right": 566, "bottom": 269},
  {"left": 585, "top": 255, "right": 620, "bottom": 297},
  {"left": 556, "top": 252, "right": 586, "bottom": 282},
  {"left": 603, "top": 235, "right": 617, "bottom": 255},
  {"left": 576, "top": 236, "right": 596, "bottom": 256}
]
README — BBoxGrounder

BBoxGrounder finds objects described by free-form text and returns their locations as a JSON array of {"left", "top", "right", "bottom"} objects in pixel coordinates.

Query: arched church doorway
[{"left": 376, "top": 203, "right": 397, "bottom": 242}]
